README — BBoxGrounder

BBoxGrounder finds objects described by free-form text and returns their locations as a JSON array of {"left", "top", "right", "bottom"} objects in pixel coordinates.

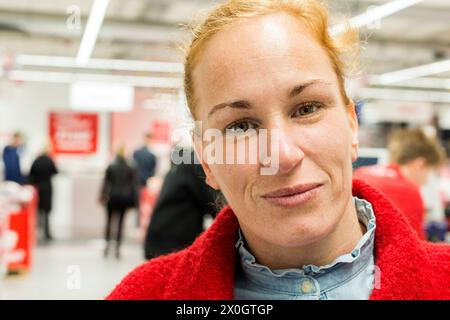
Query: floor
[
  {"left": 2, "top": 232, "right": 449, "bottom": 300},
  {"left": 0, "top": 240, "right": 145, "bottom": 300}
]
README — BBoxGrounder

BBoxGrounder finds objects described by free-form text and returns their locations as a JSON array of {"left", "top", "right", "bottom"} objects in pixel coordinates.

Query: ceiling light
[
  {"left": 16, "top": 54, "right": 184, "bottom": 73},
  {"left": 329, "top": 0, "right": 423, "bottom": 37},
  {"left": 76, "top": 0, "right": 110, "bottom": 65},
  {"left": 8, "top": 70, "right": 182, "bottom": 88},
  {"left": 360, "top": 87, "right": 450, "bottom": 104},
  {"left": 369, "top": 76, "right": 450, "bottom": 90},
  {"left": 371, "top": 60, "right": 450, "bottom": 85}
]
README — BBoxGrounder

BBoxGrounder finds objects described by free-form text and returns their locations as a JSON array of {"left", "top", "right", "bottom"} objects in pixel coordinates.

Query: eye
[
  {"left": 225, "top": 120, "right": 258, "bottom": 134},
  {"left": 292, "top": 102, "right": 322, "bottom": 117}
]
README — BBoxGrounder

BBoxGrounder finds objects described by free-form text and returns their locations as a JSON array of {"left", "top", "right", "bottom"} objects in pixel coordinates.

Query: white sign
[
  {"left": 69, "top": 81, "right": 134, "bottom": 112},
  {"left": 361, "top": 101, "right": 433, "bottom": 124}
]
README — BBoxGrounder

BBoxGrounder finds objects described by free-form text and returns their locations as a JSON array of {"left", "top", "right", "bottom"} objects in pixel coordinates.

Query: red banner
[
  {"left": 150, "top": 120, "right": 171, "bottom": 145},
  {"left": 49, "top": 112, "right": 98, "bottom": 155},
  {"left": 6, "top": 187, "right": 37, "bottom": 272}
]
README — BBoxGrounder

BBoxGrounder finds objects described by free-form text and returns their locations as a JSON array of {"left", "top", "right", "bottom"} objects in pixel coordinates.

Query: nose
[
  {"left": 268, "top": 125, "right": 304, "bottom": 175},
  {"left": 278, "top": 130, "right": 304, "bottom": 174}
]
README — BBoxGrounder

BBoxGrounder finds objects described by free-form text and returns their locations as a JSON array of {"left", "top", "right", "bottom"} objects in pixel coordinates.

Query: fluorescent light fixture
[
  {"left": 70, "top": 81, "right": 134, "bottom": 111},
  {"left": 329, "top": 0, "right": 423, "bottom": 37},
  {"left": 369, "top": 76, "right": 450, "bottom": 90},
  {"left": 16, "top": 54, "right": 184, "bottom": 73},
  {"left": 8, "top": 70, "right": 182, "bottom": 88},
  {"left": 76, "top": 0, "right": 110, "bottom": 65},
  {"left": 371, "top": 60, "right": 450, "bottom": 85},
  {"left": 360, "top": 87, "right": 450, "bottom": 104}
]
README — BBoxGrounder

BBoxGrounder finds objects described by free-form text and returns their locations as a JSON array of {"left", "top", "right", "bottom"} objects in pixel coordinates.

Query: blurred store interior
[{"left": 0, "top": 0, "right": 449, "bottom": 299}]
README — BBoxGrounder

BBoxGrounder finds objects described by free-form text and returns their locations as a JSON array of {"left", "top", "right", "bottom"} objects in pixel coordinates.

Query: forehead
[{"left": 193, "top": 13, "right": 336, "bottom": 109}]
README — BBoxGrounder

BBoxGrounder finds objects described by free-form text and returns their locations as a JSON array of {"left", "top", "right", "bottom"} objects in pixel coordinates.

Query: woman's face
[{"left": 193, "top": 13, "right": 359, "bottom": 248}]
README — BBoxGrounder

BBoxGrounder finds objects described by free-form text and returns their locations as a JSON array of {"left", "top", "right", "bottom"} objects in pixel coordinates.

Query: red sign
[
  {"left": 150, "top": 120, "right": 171, "bottom": 144},
  {"left": 49, "top": 112, "right": 98, "bottom": 155},
  {"left": 6, "top": 187, "right": 37, "bottom": 272}
]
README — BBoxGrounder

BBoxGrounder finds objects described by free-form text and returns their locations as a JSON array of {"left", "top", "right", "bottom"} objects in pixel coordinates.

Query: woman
[
  {"left": 107, "top": 0, "right": 450, "bottom": 299},
  {"left": 100, "top": 146, "right": 138, "bottom": 259},
  {"left": 144, "top": 150, "right": 217, "bottom": 259}
]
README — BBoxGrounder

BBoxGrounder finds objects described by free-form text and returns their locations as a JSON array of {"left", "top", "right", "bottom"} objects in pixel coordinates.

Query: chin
[{"left": 274, "top": 219, "right": 334, "bottom": 248}]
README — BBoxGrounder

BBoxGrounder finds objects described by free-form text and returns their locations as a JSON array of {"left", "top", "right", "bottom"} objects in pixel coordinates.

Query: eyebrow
[
  {"left": 288, "top": 79, "right": 327, "bottom": 98},
  {"left": 207, "top": 79, "right": 328, "bottom": 119},
  {"left": 208, "top": 100, "right": 251, "bottom": 119}
]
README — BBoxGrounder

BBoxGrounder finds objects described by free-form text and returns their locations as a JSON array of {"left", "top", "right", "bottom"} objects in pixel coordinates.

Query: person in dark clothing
[
  {"left": 100, "top": 147, "right": 138, "bottom": 259},
  {"left": 2, "top": 132, "right": 25, "bottom": 184},
  {"left": 28, "top": 148, "right": 58, "bottom": 241},
  {"left": 133, "top": 133, "right": 157, "bottom": 229},
  {"left": 144, "top": 149, "right": 217, "bottom": 259},
  {"left": 133, "top": 133, "right": 157, "bottom": 187}
]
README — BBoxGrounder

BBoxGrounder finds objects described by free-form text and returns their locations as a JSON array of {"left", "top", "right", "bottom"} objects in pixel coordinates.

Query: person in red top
[
  {"left": 354, "top": 128, "right": 445, "bottom": 240},
  {"left": 107, "top": 0, "right": 450, "bottom": 300}
]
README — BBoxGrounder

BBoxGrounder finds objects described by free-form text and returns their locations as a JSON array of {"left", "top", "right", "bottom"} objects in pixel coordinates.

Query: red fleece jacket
[
  {"left": 107, "top": 180, "right": 450, "bottom": 300},
  {"left": 353, "top": 163, "right": 426, "bottom": 240}
]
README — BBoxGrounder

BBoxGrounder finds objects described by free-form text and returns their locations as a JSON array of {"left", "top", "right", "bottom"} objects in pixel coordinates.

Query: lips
[
  {"left": 261, "top": 183, "right": 324, "bottom": 208},
  {"left": 262, "top": 183, "right": 323, "bottom": 198}
]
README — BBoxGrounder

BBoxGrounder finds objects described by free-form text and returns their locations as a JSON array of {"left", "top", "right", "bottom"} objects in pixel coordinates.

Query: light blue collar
[{"left": 235, "top": 197, "right": 376, "bottom": 293}]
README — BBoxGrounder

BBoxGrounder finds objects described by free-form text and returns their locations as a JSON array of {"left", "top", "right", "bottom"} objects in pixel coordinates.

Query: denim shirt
[{"left": 234, "top": 197, "right": 377, "bottom": 300}]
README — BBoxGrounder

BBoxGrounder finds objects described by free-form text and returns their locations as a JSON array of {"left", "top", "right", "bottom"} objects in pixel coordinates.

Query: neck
[
  {"left": 399, "top": 165, "right": 419, "bottom": 186},
  {"left": 241, "top": 196, "right": 364, "bottom": 270}
]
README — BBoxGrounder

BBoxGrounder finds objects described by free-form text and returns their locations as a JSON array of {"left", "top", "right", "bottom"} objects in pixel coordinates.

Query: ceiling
[{"left": 0, "top": 0, "right": 448, "bottom": 84}]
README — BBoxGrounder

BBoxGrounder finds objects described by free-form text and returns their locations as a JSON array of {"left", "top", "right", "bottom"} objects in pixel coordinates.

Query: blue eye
[{"left": 293, "top": 103, "right": 321, "bottom": 117}]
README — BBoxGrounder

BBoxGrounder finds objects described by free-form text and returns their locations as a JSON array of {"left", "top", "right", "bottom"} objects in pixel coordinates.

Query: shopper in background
[
  {"left": 108, "top": 0, "right": 450, "bottom": 300},
  {"left": 2, "top": 132, "right": 25, "bottom": 184},
  {"left": 133, "top": 132, "right": 157, "bottom": 187},
  {"left": 133, "top": 132, "right": 157, "bottom": 228},
  {"left": 100, "top": 146, "right": 138, "bottom": 259},
  {"left": 354, "top": 128, "right": 445, "bottom": 240},
  {"left": 422, "top": 171, "right": 447, "bottom": 242},
  {"left": 434, "top": 143, "right": 450, "bottom": 241},
  {"left": 144, "top": 149, "right": 217, "bottom": 259},
  {"left": 28, "top": 146, "right": 58, "bottom": 241}
]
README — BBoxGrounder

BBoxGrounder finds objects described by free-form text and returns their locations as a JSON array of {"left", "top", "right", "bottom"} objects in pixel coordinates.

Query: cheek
[
  {"left": 303, "top": 116, "right": 353, "bottom": 162},
  {"left": 209, "top": 163, "right": 257, "bottom": 200},
  {"left": 298, "top": 112, "right": 355, "bottom": 184},
  {"left": 421, "top": 170, "right": 430, "bottom": 183}
]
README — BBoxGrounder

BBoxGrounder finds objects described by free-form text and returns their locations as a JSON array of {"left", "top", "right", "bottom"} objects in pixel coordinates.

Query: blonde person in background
[
  {"left": 108, "top": 0, "right": 450, "bottom": 299},
  {"left": 354, "top": 128, "right": 445, "bottom": 240}
]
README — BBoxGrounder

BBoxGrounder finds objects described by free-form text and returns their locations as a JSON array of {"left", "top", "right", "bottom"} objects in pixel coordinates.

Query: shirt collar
[{"left": 235, "top": 197, "right": 376, "bottom": 291}]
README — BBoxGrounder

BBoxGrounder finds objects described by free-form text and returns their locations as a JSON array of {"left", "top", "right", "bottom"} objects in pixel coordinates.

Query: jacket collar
[
  {"left": 165, "top": 179, "right": 439, "bottom": 299},
  {"left": 352, "top": 179, "right": 438, "bottom": 299}
]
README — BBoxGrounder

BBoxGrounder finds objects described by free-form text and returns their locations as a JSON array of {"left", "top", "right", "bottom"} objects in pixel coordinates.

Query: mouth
[{"left": 261, "top": 183, "right": 324, "bottom": 208}]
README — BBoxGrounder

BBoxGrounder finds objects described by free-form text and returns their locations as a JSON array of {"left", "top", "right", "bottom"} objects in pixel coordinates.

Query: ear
[
  {"left": 347, "top": 100, "right": 359, "bottom": 162},
  {"left": 192, "top": 130, "right": 220, "bottom": 190}
]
